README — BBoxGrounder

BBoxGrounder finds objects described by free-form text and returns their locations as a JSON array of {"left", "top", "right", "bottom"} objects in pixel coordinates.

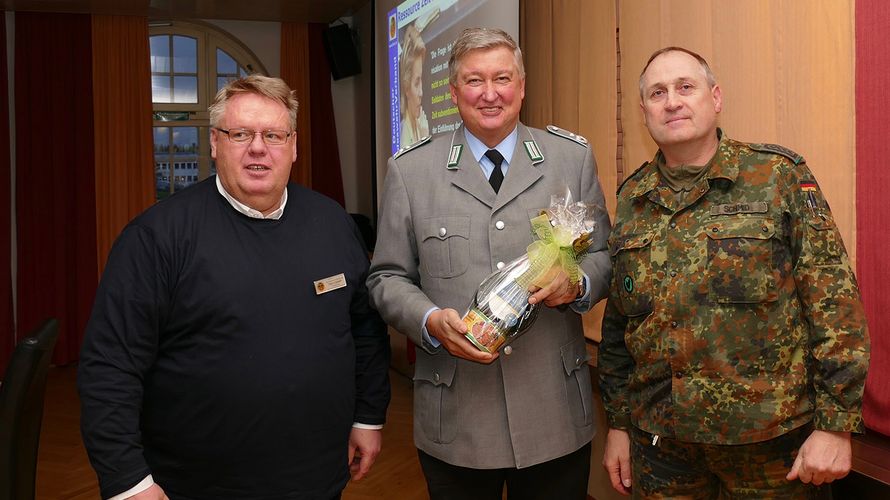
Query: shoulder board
[
  {"left": 546, "top": 125, "right": 588, "bottom": 147},
  {"left": 749, "top": 143, "right": 804, "bottom": 165},
  {"left": 393, "top": 135, "right": 432, "bottom": 159},
  {"left": 617, "top": 161, "right": 649, "bottom": 195}
]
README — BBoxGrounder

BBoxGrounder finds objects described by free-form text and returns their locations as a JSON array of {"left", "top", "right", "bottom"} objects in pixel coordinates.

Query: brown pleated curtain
[
  {"left": 281, "top": 22, "right": 313, "bottom": 189},
  {"left": 91, "top": 15, "right": 155, "bottom": 275},
  {"left": 520, "top": 0, "right": 619, "bottom": 342},
  {"left": 0, "top": 19, "right": 13, "bottom": 374},
  {"left": 280, "top": 21, "right": 346, "bottom": 206},
  {"left": 14, "top": 13, "right": 153, "bottom": 366}
]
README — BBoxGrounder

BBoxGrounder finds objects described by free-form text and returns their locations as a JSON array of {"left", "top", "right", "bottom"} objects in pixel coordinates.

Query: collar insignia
[
  {"left": 524, "top": 140, "right": 544, "bottom": 164},
  {"left": 447, "top": 144, "right": 463, "bottom": 170}
]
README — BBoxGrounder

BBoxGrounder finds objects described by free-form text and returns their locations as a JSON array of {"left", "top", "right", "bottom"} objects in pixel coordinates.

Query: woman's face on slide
[{"left": 407, "top": 57, "right": 424, "bottom": 116}]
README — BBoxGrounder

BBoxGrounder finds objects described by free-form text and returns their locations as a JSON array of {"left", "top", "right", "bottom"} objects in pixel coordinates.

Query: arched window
[{"left": 149, "top": 21, "right": 267, "bottom": 201}]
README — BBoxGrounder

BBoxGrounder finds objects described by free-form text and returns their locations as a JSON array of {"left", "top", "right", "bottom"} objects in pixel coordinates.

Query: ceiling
[{"left": 1, "top": 0, "right": 370, "bottom": 23}]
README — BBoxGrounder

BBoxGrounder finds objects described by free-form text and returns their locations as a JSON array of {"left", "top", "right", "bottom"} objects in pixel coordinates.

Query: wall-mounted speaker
[{"left": 323, "top": 24, "right": 361, "bottom": 80}]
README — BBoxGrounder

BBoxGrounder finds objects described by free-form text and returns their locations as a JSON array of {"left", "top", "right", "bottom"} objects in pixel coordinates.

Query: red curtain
[
  {"left": 0, "top": 18, "right": 13, "bottom": 374},
  {"left": 308, "top": 23, "right": 345, "bottom": 206},
  {"left": 856, "top": 0, "right": 890, "bottom": 436},
  {"left": 15, "top": 13, "right": 97, "bottom": 366}
]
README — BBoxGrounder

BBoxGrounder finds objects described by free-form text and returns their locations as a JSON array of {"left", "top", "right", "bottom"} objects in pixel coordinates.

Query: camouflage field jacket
[{"left": 598, "top": 131, "right": 869, "bottom": 444}]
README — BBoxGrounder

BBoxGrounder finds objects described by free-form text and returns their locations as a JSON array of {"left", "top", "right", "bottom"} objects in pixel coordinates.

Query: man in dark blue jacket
[{"left": 79, "top": 75, "right": 390, "bottom": 500}]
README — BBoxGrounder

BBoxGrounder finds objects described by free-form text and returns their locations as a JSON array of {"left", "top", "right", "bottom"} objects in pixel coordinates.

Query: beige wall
[
  {"left": 618, "top": 0, "right": 856, "bottom": 264},
  {"left": 522, "top": 0, "right": 857, "bottom": 333},
  {"left": 206, "top": 19, "right": 281, "bottom": 77},
  {"left": 522, "top": 0, "right": 857, "bottom": 264}
]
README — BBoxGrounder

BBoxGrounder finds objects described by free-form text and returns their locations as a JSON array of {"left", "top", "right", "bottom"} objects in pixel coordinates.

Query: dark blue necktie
[{"left": 485, "top": 149, "right": 505, "bottom": 193}]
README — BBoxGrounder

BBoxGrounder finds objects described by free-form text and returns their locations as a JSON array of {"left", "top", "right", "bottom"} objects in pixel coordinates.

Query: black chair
[{"left": 0, "top": 319, "right": 60, "bottom": 500}]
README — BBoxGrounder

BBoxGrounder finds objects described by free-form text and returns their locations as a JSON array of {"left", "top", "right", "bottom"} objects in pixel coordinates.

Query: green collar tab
[
  {"left": 447, "top": 144, "right": 463, "bottom": 169},
  {"left": 524, "top": 140, "right": 544, "bottom": 164}
]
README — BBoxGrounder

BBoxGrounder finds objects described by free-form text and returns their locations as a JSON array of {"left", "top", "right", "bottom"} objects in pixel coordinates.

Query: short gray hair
[
  {"left": 638, "top": 46, "right": 717, "bottom": 98},
  {"left": 209, "top": 75, "right": 299, "bottom": 130},
  {"left": 448, "top": 27, "right": 525, "bottom": 85}
]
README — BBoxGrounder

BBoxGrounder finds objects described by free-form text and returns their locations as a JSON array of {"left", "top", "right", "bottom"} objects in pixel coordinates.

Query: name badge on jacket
[{"left": 314, "top": 273, "right": 347, "bottom": 295}]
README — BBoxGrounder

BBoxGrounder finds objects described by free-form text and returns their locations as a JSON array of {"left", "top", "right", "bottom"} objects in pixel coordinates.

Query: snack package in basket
[{"left": 463, "top": 188, "right": 599, "bottom": 353}]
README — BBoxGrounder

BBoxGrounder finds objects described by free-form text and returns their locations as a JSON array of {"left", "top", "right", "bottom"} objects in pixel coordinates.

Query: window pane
[
  {"left": 172, "top": 76, "right": 198, "bottom": 103},
  {"left": 172, "top": 127, "right": 199, "bottom": 191},
  {"left": 152, "top": 75, "right": 172, "bottom": 103},
  {"left": 153, "top": 127, "right": 171, "bottom": 200},
  {"left": 153, "top": 127, "right": 169, "bottom": 147},
  {"left": 172, "top": 35, "right": 197, "bottom": 73},
  {"left": 150, "top": 35, "right": 170, "bottom": 73},
  {"left": 217, "top": 48, "right": 237, "bottom": 74},
  {"left": 173, "top": 127, "right": 198, "bottom": 154},
  {"left": 239, "top": 66, "right": 248, "bottom": 77},
  {"left": 217, "top": 76, "right": 238, "bottom": 93}
]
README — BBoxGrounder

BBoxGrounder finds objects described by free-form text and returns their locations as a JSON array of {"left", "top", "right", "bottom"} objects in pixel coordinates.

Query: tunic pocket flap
[
  {"left": 413, "top": 354, "right": 457, "bottom": 387},
  {"left": 609, "top": 232, "right": 654, "bottom": 256},
  {"left": 706, "top": 218, "right": 775, "bottom": 240},
  {"left": 560, "top": 336, "right": 591, "bottom": 376},
  {"left": 422, "top": 216, "right": 470, "bottom": 242},
  {"left": 806, "top": 213, "right": 835, "bottom": 231}
]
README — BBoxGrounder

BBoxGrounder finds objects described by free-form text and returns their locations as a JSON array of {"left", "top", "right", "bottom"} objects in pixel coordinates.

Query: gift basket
[{"left": 463, "top": 188, "right": 599, "bottom": 353}]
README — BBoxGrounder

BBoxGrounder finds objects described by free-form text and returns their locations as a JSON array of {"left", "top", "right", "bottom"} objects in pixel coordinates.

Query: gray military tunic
[{"left": 368, "top": 123, "right": 612, "bottom": 468}]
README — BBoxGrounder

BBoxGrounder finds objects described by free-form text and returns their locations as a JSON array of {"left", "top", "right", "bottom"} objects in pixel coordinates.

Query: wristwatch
[{"left": 576, "top": 276, "right": 586, "bottom": 300}]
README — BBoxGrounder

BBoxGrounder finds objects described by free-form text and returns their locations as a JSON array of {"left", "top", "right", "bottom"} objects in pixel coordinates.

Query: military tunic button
[
  {"left": 670, "top": 321, "right": 678, "bottom": 328},
  {"left": 670, "top": 221, "right": 677, "bottom": 229},
  {"left": 439, "top": 227, "right": 447, "bottom": 237},
  {"left": 504, "top": 345, "right": 513, "bottom": 355},
  {"left": 712, "top": 227, "right": 719, "bottom": 233},
  {"left": 496, "top": 261, "right": 505, "bottom": 270},
  {"left": 434, "top": 372, "right": 440, "bottom": 383},
  {"left": 670, "top": 270, "right": 677, "bottom": 277},
  {"left": 495, "top": 220, "right": 505, "bottom": 230},
  {"left": 575, "top": 356, "right": 582, "bottom": 366},
  {"left": 675, "top": 372, "right": 683, "bottom": 379},
  {"left": 762, "top": 226, "right": 769, "bottom": 232}
]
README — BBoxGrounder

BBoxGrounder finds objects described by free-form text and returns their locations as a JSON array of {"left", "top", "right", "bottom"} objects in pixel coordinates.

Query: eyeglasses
[{"left": 215, "top": 128, "right": 293, "bottom": 146}]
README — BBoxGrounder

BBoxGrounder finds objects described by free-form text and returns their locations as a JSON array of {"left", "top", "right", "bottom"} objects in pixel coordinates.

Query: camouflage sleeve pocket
[
  {"left": 805, "top": 214, "right": 844, "bottom": 266},
  {"left": 706, "top": 217, "right": 779, "bottom": 304},
  {"left": 610, "top": 232, "right": 654, "bottom": 317}
]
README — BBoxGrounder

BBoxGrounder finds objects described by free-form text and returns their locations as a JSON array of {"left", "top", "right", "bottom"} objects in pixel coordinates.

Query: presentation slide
[{"left": 386, "top": 0, "right": 516, "bottom": 154}]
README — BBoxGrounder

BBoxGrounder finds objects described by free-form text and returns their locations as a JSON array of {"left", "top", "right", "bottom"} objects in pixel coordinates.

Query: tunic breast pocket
[
  {"left": 610, "top": 232, "right": 655, "bottom": 317},
  {"left": 706, "top": 217, "right": 778, "bottom": 303},
  {"left": 421, "top": 216, "right": 471, "bottom": 278}
]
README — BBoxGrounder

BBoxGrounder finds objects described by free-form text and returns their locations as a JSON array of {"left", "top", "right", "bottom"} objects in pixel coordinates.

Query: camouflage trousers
[{"left": 629, "top": 425, "right": 829, "bottom": 499}]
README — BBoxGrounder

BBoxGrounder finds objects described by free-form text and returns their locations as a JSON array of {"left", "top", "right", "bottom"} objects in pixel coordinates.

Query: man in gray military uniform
[{"left": 368, "top": 27, "right": 611, "bottom": 499}]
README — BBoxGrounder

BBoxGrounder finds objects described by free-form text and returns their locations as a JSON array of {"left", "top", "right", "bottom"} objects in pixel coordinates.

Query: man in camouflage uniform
[{"left": 598, "top": 46, "right": 870, "bottom": 498}]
